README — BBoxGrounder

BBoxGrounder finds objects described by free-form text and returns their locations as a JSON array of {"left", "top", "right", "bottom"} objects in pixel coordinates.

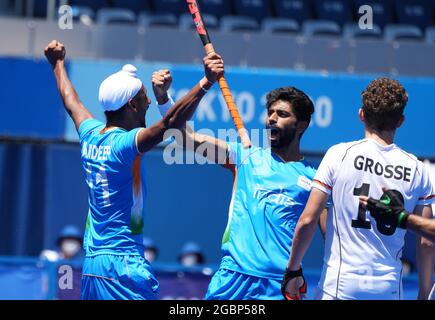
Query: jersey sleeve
[
  {"left": 416, "top": 163, "right": 435, "bottom": 206},
  {"left": 111, "top": 128, "right": 143, "bottom": 164},
  {"left": 78, "top": 118, "right": 103, "bottom": 142},
  {"left": 312, "top": 145, "right": 343, "bottom": 195}
]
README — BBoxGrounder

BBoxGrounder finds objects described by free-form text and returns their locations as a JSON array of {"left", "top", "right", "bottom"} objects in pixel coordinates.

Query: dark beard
[{"left": 270, "top": 126, "right": 297, "bottom": 149}]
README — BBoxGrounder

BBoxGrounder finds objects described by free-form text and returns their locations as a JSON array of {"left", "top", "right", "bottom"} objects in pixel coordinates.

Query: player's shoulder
[
  {"left": 79, "top": 118, "right": 104, "bottom": 140},
  {"left": 329, "top": 139, "right": 368, "bottom": 152},
  {"left": 324, "top": 139, "right": 368, "bottom": 160},
  {"left": 393, "top": 145, "right": 419, "bottom": 162},
  {"left": 391, "top": 145, "right": 423, "bottom": 171},
  {"left": 79, "top": 118, "right": 103, "bottom": 131}
]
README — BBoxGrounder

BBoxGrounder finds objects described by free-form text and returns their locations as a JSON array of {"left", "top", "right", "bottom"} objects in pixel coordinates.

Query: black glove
[
  {"left": 366, "top": 190, "right": 409, "bottom": 234},
  {"left": 281, "top": 267, "right": 307, "bottom": 300}
]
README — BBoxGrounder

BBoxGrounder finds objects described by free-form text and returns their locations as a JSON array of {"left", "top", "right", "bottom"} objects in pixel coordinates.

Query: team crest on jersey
[{"left": 297, "top": 175, "right": 312, "bottom": 191}]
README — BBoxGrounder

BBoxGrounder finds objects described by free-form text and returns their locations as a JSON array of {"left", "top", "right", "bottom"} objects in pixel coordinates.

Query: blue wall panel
[{"left": 0, "top": 58, "right": 66, "bottom": 139}]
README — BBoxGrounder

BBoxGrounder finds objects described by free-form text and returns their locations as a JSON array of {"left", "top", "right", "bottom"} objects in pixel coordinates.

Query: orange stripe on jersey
[
  {"left": 132, "top": 155, "right": 142, "bottom": 195},
  {"left": 313, "top": 179, "right": 332, "bottom": 190}
]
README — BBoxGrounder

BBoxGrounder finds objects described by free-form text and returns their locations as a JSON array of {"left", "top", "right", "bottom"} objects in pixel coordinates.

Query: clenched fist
[
  {"left": 152, "top": 69, "right": 172, "bottom": 104},
  {"left": 44, "top": 40, "right": 66, "bottom": 67}
]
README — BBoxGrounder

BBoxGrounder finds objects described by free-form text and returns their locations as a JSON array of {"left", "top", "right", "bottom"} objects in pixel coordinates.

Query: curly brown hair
[{"left": 362, "top": 78, "right": 408, "bottom": 131}]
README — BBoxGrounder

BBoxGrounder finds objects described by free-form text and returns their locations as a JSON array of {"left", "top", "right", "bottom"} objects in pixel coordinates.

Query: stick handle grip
[{"left": 204, "top": 44, "right": 251, "bottom": 148}]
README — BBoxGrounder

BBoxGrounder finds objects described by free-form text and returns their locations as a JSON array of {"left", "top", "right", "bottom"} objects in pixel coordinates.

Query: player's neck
[
  {"left": 105, "top": 119, "right": 133, "bottom": 132},
  {"left": 272, "top": 142, "right": 303, "bottom": 163},
  {"left": 365, "top": 129, "right": 395, "bottom": 146}
]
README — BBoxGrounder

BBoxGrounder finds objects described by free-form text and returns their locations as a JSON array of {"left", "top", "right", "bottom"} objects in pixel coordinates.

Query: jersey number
[
  {"left": 86, "top": 163, "right": 111, "bottom": 206},
  {"left": 352, "top": 183, "right": 402, "bottom": 236}
]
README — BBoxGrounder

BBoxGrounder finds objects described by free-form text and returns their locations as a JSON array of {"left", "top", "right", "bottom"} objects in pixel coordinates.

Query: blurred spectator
[
  {"left": 143, "top": 237, "right": 158, "bottom": 263},
  {"left": 40, "top": 225, "right": 84, "bottom": 262},
  {"left": 178, "top": 241, "right": 205, "bottom": 267}
]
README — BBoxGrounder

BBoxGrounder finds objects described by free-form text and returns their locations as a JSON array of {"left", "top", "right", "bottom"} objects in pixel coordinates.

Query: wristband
[
  {"left": 200, "top": 82, "right": 208, "bottom": 93},
  {"left": 398, "top": 211, "right": 409, "bottom": 229},
  {"left": 157, "top": 94, "right": 175, "bottom": 117},
  {"left": 199, "top": 77, "right": 213, "bottom": 93}
]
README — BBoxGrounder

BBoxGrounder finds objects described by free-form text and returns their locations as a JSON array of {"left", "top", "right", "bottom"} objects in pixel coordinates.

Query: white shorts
[{"left": 314, "top": 288, "right": 339, "bottom": 300}]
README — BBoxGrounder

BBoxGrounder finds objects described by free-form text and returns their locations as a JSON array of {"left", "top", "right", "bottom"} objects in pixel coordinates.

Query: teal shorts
[
  {"left": 81, "top": 254, "right": 159, "bottom": 300},
  {"left": 205, "top": 268, "right": 283, "bottom": 300}
]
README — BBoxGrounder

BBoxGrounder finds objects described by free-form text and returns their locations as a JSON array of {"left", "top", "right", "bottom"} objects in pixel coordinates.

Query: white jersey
[{"left": 313, "top": 138, "right": 435, "bottom": 300}]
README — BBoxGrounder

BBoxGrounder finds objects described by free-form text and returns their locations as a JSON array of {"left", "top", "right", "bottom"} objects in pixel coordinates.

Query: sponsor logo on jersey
[{"left": 253, "top": 187, "right": 295, "bottom": 207}]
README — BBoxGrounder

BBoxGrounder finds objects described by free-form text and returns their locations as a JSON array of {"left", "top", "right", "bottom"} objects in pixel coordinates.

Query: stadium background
[{"left": 0, "top": 0, "right": 434, "bottom": 299}]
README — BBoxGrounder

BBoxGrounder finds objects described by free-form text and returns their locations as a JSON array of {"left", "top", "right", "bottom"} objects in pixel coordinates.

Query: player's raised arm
[
  {"left": 44, "top": 40, "right": 93, "bottom": 129},
  {"left": 150, "top": 53, "right": 228, "bottom": 163}
]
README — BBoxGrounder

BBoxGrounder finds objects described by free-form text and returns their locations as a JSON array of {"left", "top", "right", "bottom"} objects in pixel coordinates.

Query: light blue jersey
[
  {"left": 78, "top": 119, "right": 159, "bottom": 300},
  {"left": 219, "top": 142, "right": 317, "bottom": 280},
  {"left": 78, "top": 118, "right": 146, "bottom": 257}
]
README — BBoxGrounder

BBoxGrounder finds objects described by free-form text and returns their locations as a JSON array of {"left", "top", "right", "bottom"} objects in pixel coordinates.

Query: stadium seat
[
  {"left": 199, "top": 0, "right": 232, "bottom": 18},
  {"left": 352, "top": 0, "right": 393, "bottom": 28},
  {"left": 426, "top": 26, "right": 435, "bottom": 44},
  {"left": 395, "top": 0, "right": 432, "bottom": 30},
  {"left": 302, "top": 20, "right": 341, "bottom": 37},
  {"left": 179, "top": 12, "right": 219, "bottom": 30},
  {"left": 112, "top": 0, "right": 152, "bottom": 13},
  {"left": 343, "top": 23, "right": 382, "bottom": 39},
  {"left": 220, "top": 15, "right": 260, "bottom": 32},
  {"left": 96, "top": 8, "right": 136, "bottom": 24},
  {"left": 384, "top": 24, "right": 424, "bottom": 41},
  {"left": 70, "top": 6, "right": 95, "bottom": 22},
  {"left": 70, "top": 0, "right": 108, "bottom": 12},
  {"left": 151, "top": 0, "right": 186, "bottom": 16},
  {"left": 138, "top": 12, "right": 178, "bottom": 28},
  {"left": 314, "top": 0, "right": 353, "bottom": 26},
  {"left": 33, "top": 0, "right": 61, "bottom": 18},
  {"left": 261, "top": 17, "right": 299, "bottom": 34},
  {"left": 234, "top": 0, "right": 272, "bottom": 21},
  {"left": 272, "top": 0, "right": 314, "bottom": 24}
]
